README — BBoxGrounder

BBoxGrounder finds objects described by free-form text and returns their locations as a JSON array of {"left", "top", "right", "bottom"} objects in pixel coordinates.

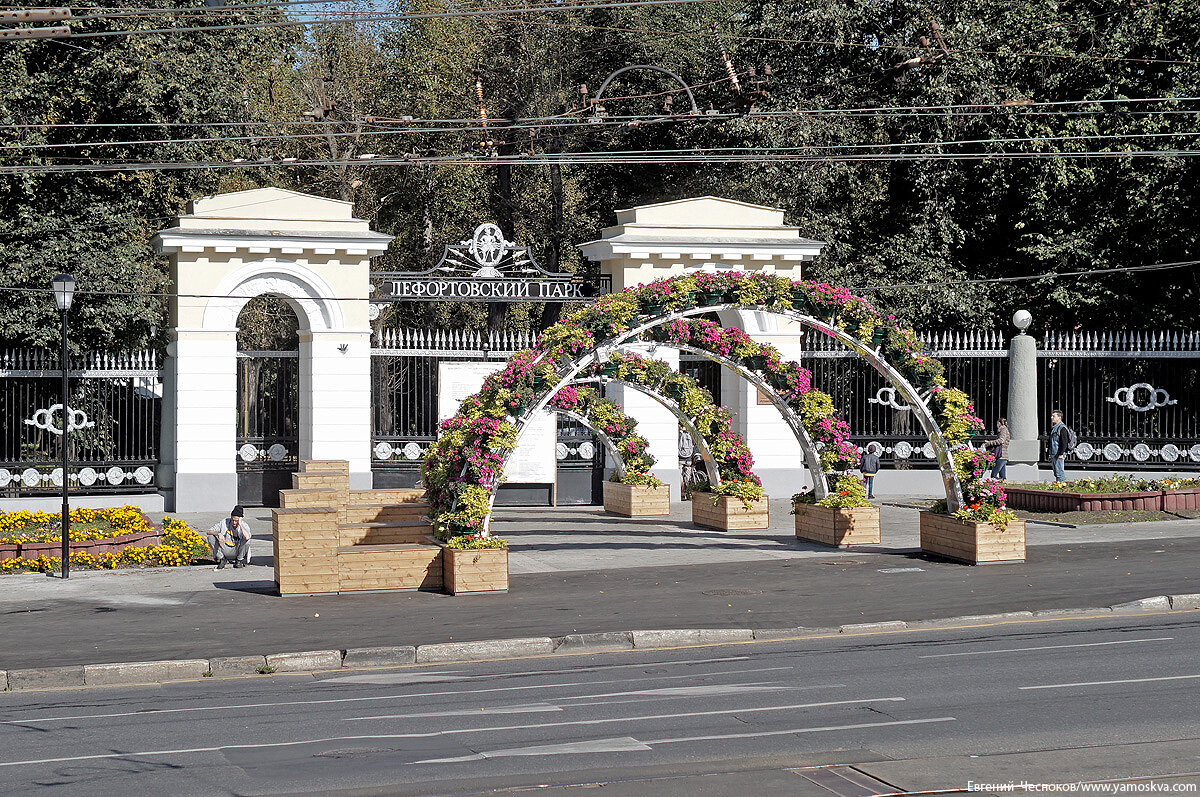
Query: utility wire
[{"left": 66, "top": 0, "right": 729, "bottom": 39}]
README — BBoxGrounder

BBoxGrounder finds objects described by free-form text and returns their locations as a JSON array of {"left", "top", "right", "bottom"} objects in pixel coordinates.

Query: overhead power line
[{"left": 65, "top": 0, "right": 727, "bottom": 39}]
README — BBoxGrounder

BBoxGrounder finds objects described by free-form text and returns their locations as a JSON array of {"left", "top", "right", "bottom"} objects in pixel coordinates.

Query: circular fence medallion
[
  {"left": 107, "top": 467, "right": 126, "bottom": 484},
  {"left": 893, "top": 441, "right": 913, "bottom": 459},
  {"left": 1074, "top": 442, "right": 1095, "bottom": 460},
  {"left": 403, "top": 442, "right": 423, "bottom": 460},
  {"left": 1103, "top": 443, "right": 1123, "bottom": 461},
  {"left": 0, "top": 468, "right": 10, "bottom": 486},
  {"left": 21, "top": 468, "right": 41, "bottom": 487},
  {"left": 922, "top": 442, "right": 936, "bottom": 459},
  {"left": 50, "top": 468, "right": 63, "bottom": 488},
  {"left": 1190, "top": 445, "right": 1200, "bottom": 463},
  {"left": 578, "top": 441, "right": 595, "bottom": 460},
  {"left": 373, "top": 442, "right": 394, "bottom": 460},
  {"left": 238, "top": 444, "right": 259, "bottom": 463},
  {"left": 77, "top": 467, "right": 97, "bottom": 486},
  {"left": 1132, "top": 443, "right": 1152, "bottom": 462},
  {"left": 134, "top": 466, "right": 153, "bottom": 485},
  {"left": 267, "top": 443, "right": 288, "bottom": 462},
  {"left": 1160, "top": 444, "right": 1180, "bottom": 463}
]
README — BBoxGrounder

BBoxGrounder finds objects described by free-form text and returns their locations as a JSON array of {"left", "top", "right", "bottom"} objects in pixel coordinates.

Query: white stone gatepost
[
  {"left": 579, "top": 197, "right": 826, "bottom": 497},
  {"left": 153, "top": 188, "right": 392, "bottom": 512}
]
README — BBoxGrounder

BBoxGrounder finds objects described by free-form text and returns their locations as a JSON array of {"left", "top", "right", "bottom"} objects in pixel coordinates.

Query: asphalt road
[
  {"left": 3, "top": 535, "right": 1200, "bottom": 671},
  {"left": 3, "top": 612, "right": 1200, "bottom": 796}
]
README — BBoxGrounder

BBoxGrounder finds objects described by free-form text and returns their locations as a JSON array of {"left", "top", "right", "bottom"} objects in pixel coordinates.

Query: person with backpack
[
  {"left": 860, "top": 443, "right": 881, "bottom": 499},
  {"left": 1048, "top": 409, "right": 1076, "bottom": 482}
]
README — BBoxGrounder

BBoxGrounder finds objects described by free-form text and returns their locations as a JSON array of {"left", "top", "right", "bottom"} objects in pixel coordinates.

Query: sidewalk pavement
[{"left": 2, "top": 502, "right": 1198, "bottom": 672}]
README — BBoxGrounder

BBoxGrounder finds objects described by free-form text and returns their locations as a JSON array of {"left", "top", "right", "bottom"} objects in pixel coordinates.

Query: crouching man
[{"left": 208, "top": 505, "right": 251, "bottom": 569}]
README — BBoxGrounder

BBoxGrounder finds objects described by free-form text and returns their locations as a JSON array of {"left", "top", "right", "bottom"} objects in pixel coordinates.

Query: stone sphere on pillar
[{"left": 1012, "top": 309, "right": 1032, "bottom": 333}]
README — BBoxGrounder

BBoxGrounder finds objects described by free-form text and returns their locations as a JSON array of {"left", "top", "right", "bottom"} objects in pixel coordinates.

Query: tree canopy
[{"left": 0, "top": 0, "right": 1196, "bottom": 349}]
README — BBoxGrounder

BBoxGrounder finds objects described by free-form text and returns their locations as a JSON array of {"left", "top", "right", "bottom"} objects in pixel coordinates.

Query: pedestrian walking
[
  {"left": 1048, "top": 409, "right": 1075, "bottom": 483},
  {"left": 860, "top": 443, "right": 881, "bottom": 499},
  {"left": 982, "top": 417, "right": 1010, "bottom": 480},
  {"left": 208, "top": 505, "right": 252, "bottom": 569}
]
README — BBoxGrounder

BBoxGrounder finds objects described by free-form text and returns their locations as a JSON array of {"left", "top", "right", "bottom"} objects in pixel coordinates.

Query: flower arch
[{"left": 423, "top": 273, "right": 983, "bottom": 539}]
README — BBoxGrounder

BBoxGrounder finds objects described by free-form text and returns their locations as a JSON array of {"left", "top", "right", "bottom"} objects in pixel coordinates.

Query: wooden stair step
[
  {"left": 340, "top": 521, "right": 429, "bottom": 529},
  {"left": 338, "top": 543, "right": 440, "bottom": 554}
]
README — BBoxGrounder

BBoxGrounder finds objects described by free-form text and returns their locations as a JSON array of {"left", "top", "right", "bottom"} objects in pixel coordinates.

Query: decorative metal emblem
[
  {"left": 467, "top": 223, "right": 508, "bottom": 276},
  {"left": 24, "top": 404, "right": 94, "bottom": 435},
  {"left": 403, "top": 442, "right": 423, "bottom": 460},
  {"left": 373, "top": 442, "right": 393, "bottom": 460},
  {"left": 867, "top": 386, "right": 930, "bottom": 412},
  {"left": 1105, "top": 383, "right": 1177, "bottom": 412}
]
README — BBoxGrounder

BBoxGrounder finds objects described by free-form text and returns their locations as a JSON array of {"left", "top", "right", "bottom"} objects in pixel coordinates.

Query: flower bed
[
  {"left": 0, "top": 513, "right": 208, "bottom": 574},
  {"left": 1006, "top": 487, "right": 1162, "bottom": 513},
  {"left": 1005, "top": 477, "right": 1200, "bottom": 512}
]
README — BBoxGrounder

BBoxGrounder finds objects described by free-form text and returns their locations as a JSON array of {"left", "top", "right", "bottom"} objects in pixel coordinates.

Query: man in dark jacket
[
  {"left": 1048, "top": 410, "right": 1070, "bottom": 482},
  {"left": 982, "top": 418, "right": 1010, "bottom": 480},
  {"left": 860, "top": 443, "right": 881, "bottom": 499}
]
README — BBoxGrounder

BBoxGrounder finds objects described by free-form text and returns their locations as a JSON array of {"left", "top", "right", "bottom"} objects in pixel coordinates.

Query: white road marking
[
  {"left": 0, "top": 697, "right": 908, "bottom": 769},
  {"left": 347, "top": 696, "right": 903, "bottom": 723},
  {"left": 414, "top": 737, "right": 652, "bottom": 763},
  {"left": 2, "top": 666, "right": 793, "bottom": 725},
  {"left": 648, "top": 716, "right": 957, "bottom": 745},
  {"left": 1020, "top": 674, "right": 1200, "bottom": 690},
  {"left": 554, "top": 682, "right": 819, "bottom": 700},
  {"left": 919, "top": 637, "right": 1174, "bottom": 659},
  {"left": 414, "top": 718, "right": 958, "bottom": 764}
]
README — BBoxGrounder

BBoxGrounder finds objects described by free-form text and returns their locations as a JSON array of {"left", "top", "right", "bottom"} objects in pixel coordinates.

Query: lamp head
[
  {"left": 1012, "top": 309, "right": 1032, "bottom": 333},
  {"left": 51, "top": 273, "right": 75, "bottom": 312}
]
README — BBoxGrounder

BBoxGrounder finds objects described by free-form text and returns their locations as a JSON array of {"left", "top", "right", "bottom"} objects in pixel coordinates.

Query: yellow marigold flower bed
[
  {"left": 0, "top": 508, "right": 208, "bottom": 574},
  {"left": 0, "top": 505, "right": 153, "bottom": 545}
]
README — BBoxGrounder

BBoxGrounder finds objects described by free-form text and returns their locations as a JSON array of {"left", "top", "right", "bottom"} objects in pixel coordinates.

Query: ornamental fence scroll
[{"left": 0, "top": 348, "right": 161, "bottom": 496}]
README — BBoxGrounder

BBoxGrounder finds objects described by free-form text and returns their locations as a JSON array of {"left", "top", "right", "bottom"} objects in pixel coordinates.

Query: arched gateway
[
  {"left": 154, "top": 188, "right": 392, "bottom": 511},
  {"left": 424, "top": 272, "right": 982, "bottom": 537}
]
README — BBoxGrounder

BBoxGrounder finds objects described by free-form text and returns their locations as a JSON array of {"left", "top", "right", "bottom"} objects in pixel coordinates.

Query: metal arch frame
[
  {"left": 616, "top": 342, "right": 828, "bottom": 501},
  {"left": 555, "top": 407, "right": 629, "bottom": 480},
  {"left": 593, "top": 65, "right": 701, "bottom": 117},
  {"left": 571, "top": 376, "right": 722, "bottom": 488},
  {"left": 464, "top": 303, "right": 962, "bottom": 534}
]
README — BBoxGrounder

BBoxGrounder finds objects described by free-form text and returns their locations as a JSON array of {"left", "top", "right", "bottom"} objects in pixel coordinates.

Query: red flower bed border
[
  {"left": 1162, "top": 487, "right": 1200, "bottom": 511},
  {"left": 1007, "top": 487, "right": 1200, "bottom": 513},
  {"left": 4, "top": 528, "right": 162, "bottom": 561}
]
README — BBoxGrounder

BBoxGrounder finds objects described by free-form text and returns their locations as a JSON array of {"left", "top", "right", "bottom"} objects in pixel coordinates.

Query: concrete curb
[{"left": 3, "top": 595, "right": 1196, "bottom": 692}]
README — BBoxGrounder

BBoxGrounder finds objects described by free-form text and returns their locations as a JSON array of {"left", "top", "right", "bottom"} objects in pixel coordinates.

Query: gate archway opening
[{"left": 235, "top": 295, "right": 301, "bottom": 507}]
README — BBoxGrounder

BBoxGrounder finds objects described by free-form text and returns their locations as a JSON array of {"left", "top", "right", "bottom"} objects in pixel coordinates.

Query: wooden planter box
[
  {"left": 919, "top": 511, "right": 1026, "bottom": 565},
  {"left": 1163, "top": 488, "right": 1200, "bottom": 511},
  {"left": 443, "top": 546, "right": 509, "bottom": 594},
  {"left": 603, "top": 481, "right": 670, "bottom": 517},
  {"left": 793, "top": 503, "right": 880, "bottom": 547},
  {"left": 1006, "top": 487, "right": 1161, "bottom": 513},
  {"left": 691, "top": 492, "right": 769, "bottom": 530}
]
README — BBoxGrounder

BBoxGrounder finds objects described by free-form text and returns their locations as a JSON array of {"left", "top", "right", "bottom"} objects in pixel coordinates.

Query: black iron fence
[
  {"left": 1, "top": 327, "right": 1194, "bottom": 498},
  {"left": 0, "top": 348, "right": 161, "bottom": 496}
]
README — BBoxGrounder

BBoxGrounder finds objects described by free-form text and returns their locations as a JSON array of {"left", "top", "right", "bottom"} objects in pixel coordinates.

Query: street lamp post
[{"left": 52, "top": 273, "right": 75, "bottom": 579}]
